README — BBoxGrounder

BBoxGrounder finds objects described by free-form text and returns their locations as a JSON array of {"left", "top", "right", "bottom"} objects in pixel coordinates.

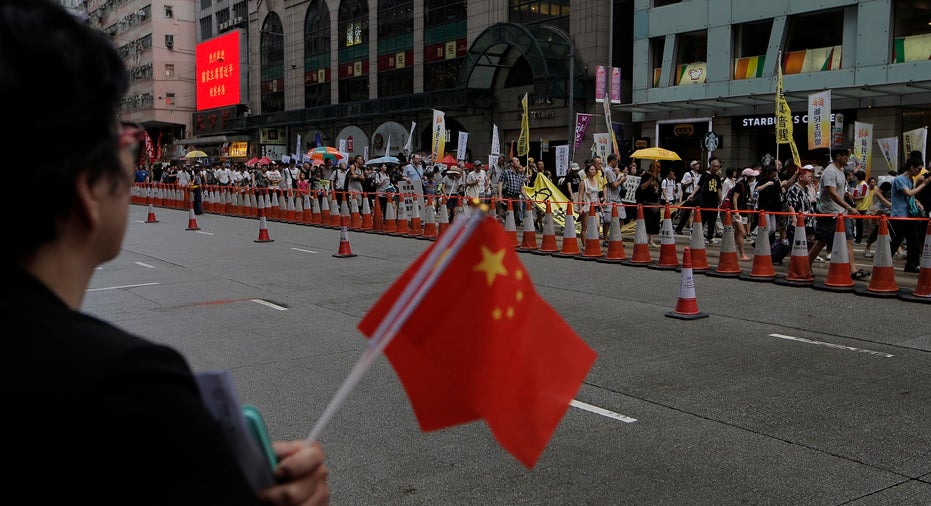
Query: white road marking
[
  {"left": 196, "top": 231, "right": 214, "bottom": 235},
  {"left": 570, "top": 400, "right": 637, "bottom": 423},
  {"left": 135, "top": 262, "right": 156, "bottom": 269},
  {"left": 769, "top": 333, "right": 893, "bottom": 358},
  {"left": 292, "top": 248, "right": 318, "bottom": 254},
  {"left": 87, "top": 282, "right": 160, "bottom": 292},
  {"left": 250, "top": 299, "right": 288, "bottom": 311}
]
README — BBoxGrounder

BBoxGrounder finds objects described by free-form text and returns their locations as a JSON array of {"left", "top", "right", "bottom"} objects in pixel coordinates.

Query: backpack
[{"left": 720, "top": 185, "right": 736, "bottom": 210}]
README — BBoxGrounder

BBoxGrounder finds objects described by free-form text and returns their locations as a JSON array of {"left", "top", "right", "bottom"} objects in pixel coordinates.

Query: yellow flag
[
  {"left": 522, "top": 172, "right": 581, "bottom": 233},
  {"left": 517, "top": 93, "right": 529, "bottom": 156},
  {"left": 775, "top": 61, "right": 802, "bottom": 167}
]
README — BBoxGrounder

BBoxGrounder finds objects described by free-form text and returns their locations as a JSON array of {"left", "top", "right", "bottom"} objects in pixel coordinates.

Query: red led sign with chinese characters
[{"left": 196, "top": 31, "right": 241, "bottom": 111}]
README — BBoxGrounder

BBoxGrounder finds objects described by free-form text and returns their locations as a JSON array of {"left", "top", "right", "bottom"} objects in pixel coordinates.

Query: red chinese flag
[{"left": 358, "top": 215, "right": 597, "bottom": 468}]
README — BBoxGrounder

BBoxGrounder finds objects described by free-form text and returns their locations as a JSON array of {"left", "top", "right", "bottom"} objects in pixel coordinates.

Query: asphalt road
[{"left": 82, "top": 204, "right": 931, "bottom": 505}]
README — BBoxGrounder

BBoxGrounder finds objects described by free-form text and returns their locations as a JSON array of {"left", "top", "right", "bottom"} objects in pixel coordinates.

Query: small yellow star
[
  {"left": 492, "top": 307, "right": 502, "bottom": 320},
  {"left": 473, "top": 246, "right": 508, "bottom": 286},
  {"left": 506, "top": 307, "right": 515, "bottom": 318},
  {"left": 515, "top": 269, "right": 524, "bottom": 281},
  {"left": 516, "top": 290, "right": 523, "bottom": 302}
]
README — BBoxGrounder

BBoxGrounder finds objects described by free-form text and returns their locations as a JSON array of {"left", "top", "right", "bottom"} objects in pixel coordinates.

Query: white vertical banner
[
  {"left": 876, "top": 137, "right": 899, "bottom": 174},
  {"left": 403, "top": 121, "right": 416, "bottom": 153},
  {"left": 296, "top": 134, "right": 302, "bottom": 156},
  {"left": 488, "top": 154, "right": 498, "bottom": 168},
  {"left": 555, "top": 145, "right": 570, "bottom": 177},
  {"left": 853, "top": 121, "right": 873, "bottom": 175},
  {"left": 903, "top": 127, "right": 928, "bottom": 164},
  {"left": 363, "top": 146, "right": 369, "bottom": 161},
  {"left": 384, "top": 136, "right": 391, "bottom": 157},
  {"left": 457, "top": 131, "right": 469, "bottom": 161},
  {"left": 592, "top": 133, "right": 610, "bottom": 161},
  {"left": 491, "top": 124, "right": 500, "bottom": 156},
  {"left": 338, "top": 138, "right": 347, "bottom": 153},
  {"left": 807, "top": 90, "right": 831, "bottom": 150}
]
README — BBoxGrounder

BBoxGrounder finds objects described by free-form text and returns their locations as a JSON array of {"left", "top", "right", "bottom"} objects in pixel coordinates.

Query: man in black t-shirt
[{"left": 699, "top": 156, "right": 723, "bottom": 243}]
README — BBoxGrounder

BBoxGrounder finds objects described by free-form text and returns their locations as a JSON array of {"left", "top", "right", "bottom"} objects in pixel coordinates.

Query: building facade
[
  {"left": 183, "top": 0, "right": 630, "bottom": 168},
  {"left": 626, "top": 0, "right": 931, "bottom": 174},
  {"left": 86, "top": 0, "right": 198, "bottom": 159}
]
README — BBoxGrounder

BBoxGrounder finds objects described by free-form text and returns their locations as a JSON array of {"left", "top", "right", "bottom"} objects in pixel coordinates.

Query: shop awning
[{"left": 173, "top": 135, "right": 250, "bottom": 145}]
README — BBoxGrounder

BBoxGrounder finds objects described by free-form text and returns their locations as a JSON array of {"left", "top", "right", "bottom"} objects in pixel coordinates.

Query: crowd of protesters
[{"left": 144, "top": 144, "right": 930, "bottom": 274}]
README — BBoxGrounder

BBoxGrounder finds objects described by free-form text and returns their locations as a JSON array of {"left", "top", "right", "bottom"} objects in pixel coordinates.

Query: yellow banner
[
  {"left": 776, "top": 62, "right": 802, "bottom": 167},
  {"left": 517, "top": 93, "right": 529, "bottom": 156},
  {"left": 522, "top": 173, "right": 580, "bottom": 233},
  {"left": 431, "top": 109, "right": 445, "bottom": 162}
]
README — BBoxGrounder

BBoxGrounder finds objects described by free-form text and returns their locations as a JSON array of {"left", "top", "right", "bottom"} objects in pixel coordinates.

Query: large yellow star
[{"left": 473, "top": 245, "right": 508, "bottom": 286}]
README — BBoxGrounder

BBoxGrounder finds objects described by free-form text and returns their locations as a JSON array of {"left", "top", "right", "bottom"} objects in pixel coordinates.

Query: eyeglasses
[{"left": 120, "top": 122, "right": 145, "bottom": 163}]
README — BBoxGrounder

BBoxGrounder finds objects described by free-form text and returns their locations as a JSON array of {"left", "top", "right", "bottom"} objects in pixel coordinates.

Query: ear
[{"left": 71, "top": 171, "right": 102, "bottom": 232}]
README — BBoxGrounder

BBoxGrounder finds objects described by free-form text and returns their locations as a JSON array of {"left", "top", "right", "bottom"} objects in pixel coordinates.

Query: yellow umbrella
[
  {"left": 630, "top": 147, "right": 681, "bottom": 161},
  {"left": 185, "top": 150, "right": 208, "bottom": 159}
]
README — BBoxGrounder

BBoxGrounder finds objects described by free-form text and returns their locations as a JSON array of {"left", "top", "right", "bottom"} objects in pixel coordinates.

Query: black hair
[
  {"left": 831, "top": 146, "right": 850, "bottom": 160},
  {"left": 3, "top": 0, "right": 128, "bottom": 257}
]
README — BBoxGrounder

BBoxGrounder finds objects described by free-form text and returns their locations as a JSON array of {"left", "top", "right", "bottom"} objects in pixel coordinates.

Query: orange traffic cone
[
  {"left": 517, "top": 199, "right": 539, "bottom": 252},
  {"left": 318, "top": 192, "right": 330, "bottom": 226},
  {"left": 185, "top": 199, "right": 200, "bottom": 231},
  {"left": 686, "top": 206, "right": 709, "bottom": 272},
  {"left": 301, "top": 193, "right": 312, "bottom": 224},
  {"left": 360, "top": 196, "right": 373, "bottom": 230},
  {"left": 332, "top": 224, "right": 357, "bottom": 258},
  {"left": 814, "top": 214, "right": 856, "bottom": 292},
  {"left": 708, "top": 210, "right": 740, "bottom": 278},
  {"left": 649, "top": 204, "right": 679, "bottom": 270},
  {"left": 776, "top": 213, "right": 815, "bottom": 286},
  {"left": 395, "top": 199, "right": 411, "bottom": 235},
  {"left": 329, "top": 193, "right": 341, "bottom": 228},
  {"left": 409, "top": 198, "right": 423, "bottom": 237},
  {"left": 598, "top": 202, "right": 627, "bottom": 263},
  {"left": 293, "top": 191, "right": 304, "bottom": 223},
  {"left": 577, "top": 202, "right": 603, "bottom": 260},
  {"left": 532, "top": 200, "right": 559, "bottom": 255},
  {"left": 254, "top": 191, "right": 274, "bottom": 243},
  {"left": 267, "top": 190, "right": 279, "bottom": 221},
  {"left": 421, "top": 196, "right": 438, "bottom": 240},
  {"left": 552, "top": 201, "right": 580, "bottom": 257},
  {"left": 623, "top": 204, "right": 652, "bottom": 266},
  {"left": 665, "top": 247, "right": 709, "bottom": 320},
  {"left": 436, "top": 197, "right": 450, "bottom": 235},
  {"left": 899, "top": 218, "right": 931, "bottom": 303},
  {"left": 349, "top": 194, "right": 363, "bottom": 229},
  {"left": 285, "top": 190, "right": 297, "bottom": 223},
  {"left": 855, "top": 216, "right": 901, "bottom": 297},
  {"left": 145, "top": 184, "right": 159, "bottom": 223},
  {"left": 503, "top": 199, "right": 519, "bottom": 246},
  {"left": 372, "top": 194, "right": 385, "bottom": 232},
  {"left": 740, "top": 211, "right": 776, "bottom": 282},
  {"left": 383, "top": 200, "right": 398, "bottom": 234}
]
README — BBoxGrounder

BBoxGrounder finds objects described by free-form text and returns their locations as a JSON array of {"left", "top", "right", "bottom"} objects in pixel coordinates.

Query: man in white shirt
[
  {"left": 464, "top": 160, "right": 486, "bottom": 201},
  {"left": 215, "top": 164, "right": 232, "bottom": 186},
  {"left": 675, "top": 160, "right": 701, "bottom": 234}
]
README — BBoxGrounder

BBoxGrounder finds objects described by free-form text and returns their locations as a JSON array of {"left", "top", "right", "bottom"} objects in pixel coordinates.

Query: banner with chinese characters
[
  {"left": 853, "top": 121, "right": 873, "bottom": 176},
  {"left": 456, "top": 131, "right": 469, "bottom": 161},
  {"left": 592, "top": 133, "right": 610, "bottom": 161},
  {"left": 554, "top": 145, "right": 569, "bottom": 177},
  {"left": 875, "top": 137, "right": 898, "bottom": 174},
  {"left": 903, "top": 127, "right": 927, "bottom": 165},
  {"left": 573, "top": 113, "right": 592, "bottom": 151},
  {"left": 610, "top": 67, "right": 622, "bottom": 104},
  {"left": 594, "top": 65, "right": 607, "bottom": 103},
  {"left": 431, "top": 109, "right": 446, "bottom": 163},
  {"left": 807, "top": 91, "right": 831, "bottom": 150}
]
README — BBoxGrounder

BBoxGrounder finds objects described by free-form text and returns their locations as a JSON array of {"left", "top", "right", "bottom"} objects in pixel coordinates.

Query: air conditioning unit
[
  {"left": 219, "top": 20, "right": 229, "bottom": 31},
  {"left": 165, "top": 34, "right": 174, "bottom": 49},
  {"left": 232, "top": 16, "right": 243, "bottom": 25}
]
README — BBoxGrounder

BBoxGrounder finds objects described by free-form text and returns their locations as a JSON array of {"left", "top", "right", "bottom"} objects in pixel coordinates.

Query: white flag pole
[{"left": 305, "top": 211, "right": 485, "bottom": 444}]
